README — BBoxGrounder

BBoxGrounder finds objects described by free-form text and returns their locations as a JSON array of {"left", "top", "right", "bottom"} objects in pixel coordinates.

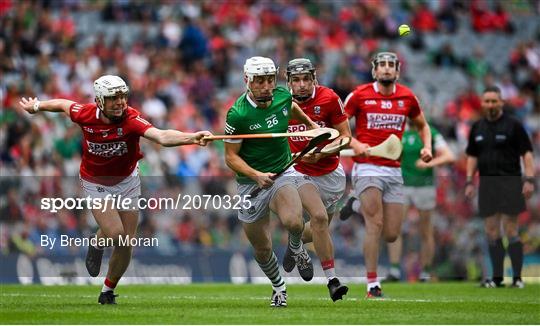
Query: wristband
[{"left": 33, "top": 100, "right": 40, "bottom": 113}]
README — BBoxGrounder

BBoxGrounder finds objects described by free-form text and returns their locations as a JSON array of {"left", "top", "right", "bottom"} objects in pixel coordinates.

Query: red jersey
[
  {"left": 288, "top": 86, "right": 348, "bottom": 176},
  {"left": 344, "top": 82, "right": 421, "bottom": 167},
  {"left": 69, "top": 103, "right": 153, "bottom": 186}
]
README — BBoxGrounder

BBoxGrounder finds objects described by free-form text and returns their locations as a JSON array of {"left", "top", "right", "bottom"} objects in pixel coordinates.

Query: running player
[
  {"left": 341, "top": 123, "right": 455, "bottom": 282},
  {"left": 387, "top": 122, "right": 455, "bottom": 281},
  {"left": 344, "top": 52, "right": 432, "bottom": 298},
  {"left": 284, "top": 58, "right": 350, "bottom": 301},
  {"left": 224, "top": 56, "right": 319, "bottom": 307},
  {"left": 19, "top": 75, "right": 212, "bottom": 304}
]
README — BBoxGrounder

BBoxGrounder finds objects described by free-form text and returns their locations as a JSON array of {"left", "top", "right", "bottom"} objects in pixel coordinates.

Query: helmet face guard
[
  {"left": 371, "top": 52, "right": 400, "bottom": 84},
  {"left": 93, "top": 75, "right": 129, "bottom": 122},
  {"left": 244, "top": 56, "right": 278, "bottom": 104},
  {"left": 286, "top": 58, "right": 317, "bottom": 102}
]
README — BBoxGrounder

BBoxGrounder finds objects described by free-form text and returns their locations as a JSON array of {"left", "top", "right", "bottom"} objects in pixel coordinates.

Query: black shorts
[{"left": 478, "top": 176, "right": 526, "bottom": 217}]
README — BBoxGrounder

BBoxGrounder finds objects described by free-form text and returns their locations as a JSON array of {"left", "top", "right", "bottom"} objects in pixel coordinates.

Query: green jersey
[
  {"left": 401, "top": 126, "right": 446, "bottom": 187},
  {"left": 225, "top": 86, "right": 293, "bottom": 184}
]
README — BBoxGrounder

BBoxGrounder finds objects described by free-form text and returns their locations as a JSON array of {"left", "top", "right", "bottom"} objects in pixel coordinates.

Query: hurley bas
[{"left": 40, "top": 234, "right": 159, "bottom": 250}]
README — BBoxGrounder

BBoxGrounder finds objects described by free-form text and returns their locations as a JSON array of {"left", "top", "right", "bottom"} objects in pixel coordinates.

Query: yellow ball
[{"left": 398, "top": 24, "right": 411, "bottom": 36}]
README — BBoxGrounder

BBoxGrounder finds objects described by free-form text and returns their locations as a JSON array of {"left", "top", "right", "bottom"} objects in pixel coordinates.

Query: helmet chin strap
[
  {"left": 247, "top": 88, "right": 273, "bottom": 105},
  {"left": 292, "top": 94, "right": 310, "bottom": 102},
  {"left": 378, "top": 78, "right": 396, "bottom": 86}
]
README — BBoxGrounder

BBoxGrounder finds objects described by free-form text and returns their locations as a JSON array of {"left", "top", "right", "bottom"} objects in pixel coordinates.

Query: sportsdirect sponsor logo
[
  {"left": 288, "top": 122, "right": 325, "bottom": 142},
  {"left": 366, "top": 113, "right": 405, "bottom": 130},
  {"left": 87, "top": 141, "right": 128, "bottom": 157},
  {"left": 288, "top": 124, "right": 308, "bottom": 141}
]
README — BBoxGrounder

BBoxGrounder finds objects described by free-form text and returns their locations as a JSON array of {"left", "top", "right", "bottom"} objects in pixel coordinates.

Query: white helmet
[
  {"left": 244, "top": 56, "right": 278, "bottom": 83},
  {"left": 243, "top": 56, "right": 277, "bottom": 104},
  {"left": 93, "top": 75, "right": 129, "bottom": 109}
]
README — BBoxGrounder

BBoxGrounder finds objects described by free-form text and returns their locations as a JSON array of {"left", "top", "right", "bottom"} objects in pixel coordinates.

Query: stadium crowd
[{"left": 1, "top": 0, "right": 539, "bottom": 281}]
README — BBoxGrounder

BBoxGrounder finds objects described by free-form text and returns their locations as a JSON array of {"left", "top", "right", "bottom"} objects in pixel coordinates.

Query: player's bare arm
[
  {"left": 522, "top": 151, "right": 535, "bottom": 199},
  {"left": 143, "top": 127, "right": 212, "bottom": 147},
  {"left": 465, "top": 155, "right": 478, "bottom": 199},
  {"left": 343, "top": 108, "right": 369, "bottom": 156},
  {"left": 348, "top": 137, "right": 370, "bottom": 157},
  {"left": 224, "top": 141, "right": 274, "bottom": 189},
  {"left": 19, "top": 97, "right": 74, "bottom": 115},
  {"left": 291, "top": 102, "right": 319, "bottom": 129},
  {"left": 416, "top": 141, "right": 455, "bottom": 169},
  {"left": 411, "top": 112, "right": 433, "bottom": 162}
]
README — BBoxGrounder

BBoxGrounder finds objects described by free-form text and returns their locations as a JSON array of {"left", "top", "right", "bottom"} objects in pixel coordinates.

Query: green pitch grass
[{"left": 1, "top": 283, "right": 539, "bottom": 324}]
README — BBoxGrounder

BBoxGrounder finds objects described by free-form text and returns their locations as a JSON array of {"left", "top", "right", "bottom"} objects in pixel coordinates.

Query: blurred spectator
[
  {"left": 411, "top": 2, "right": 438, "bottom": 32},
  {"left": 432, "top": 43, "right": 461, "bottom": 68}
]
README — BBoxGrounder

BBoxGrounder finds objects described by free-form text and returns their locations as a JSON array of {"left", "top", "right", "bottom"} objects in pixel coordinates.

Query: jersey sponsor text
[
  {"left": 366, "top": 113, "right": 405, "bottom": 130},
  {"left": 87, "top": 141, "right": 128, "bottom": 157}
]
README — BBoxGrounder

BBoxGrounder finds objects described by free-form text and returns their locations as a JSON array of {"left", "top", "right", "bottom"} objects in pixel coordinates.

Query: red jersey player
[
  {"left": 344, "top": 52, "right": 432, "bottom": 298},
  {"left": 19, "top": 75, "right": 212, "bottom": 304},
  {"left": 284, "top": 58, "right": 351, "bottom": 301}
]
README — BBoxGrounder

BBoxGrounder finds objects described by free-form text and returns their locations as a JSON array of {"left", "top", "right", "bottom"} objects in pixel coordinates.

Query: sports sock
[
  {"left": 288, "top": 229, "right": 303, "bottom": 254},
  {"left": 367, "top": 271, "right": 378, "bottom": 284},
  {"left": 321, "top": 259, "right": 336, "bottom": 280},
  {"left": 367, "top": 272, "right": 380, "bottom": 291},
  {"left": 102, "top": 278, "right": 117, "bottom": 293},
  {"left": 257, "top": 252, "right": 285, "bottom": 292},
  {"left": 352, "top": 200, "right": 361, "bottom": 213},
  {"left": 507, "top": 237, "right": 523, "bottom": 280},
  {"left": 488, "top": 238, "right": 505, "bottom": 285}
]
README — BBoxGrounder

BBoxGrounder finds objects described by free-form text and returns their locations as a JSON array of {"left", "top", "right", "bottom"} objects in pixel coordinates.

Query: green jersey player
[
  {"left": 387, "top": 123, "right": 455, "bottom": 282},
  {"left": 224, "top": 56, "right": 318, "bottom": 307}
]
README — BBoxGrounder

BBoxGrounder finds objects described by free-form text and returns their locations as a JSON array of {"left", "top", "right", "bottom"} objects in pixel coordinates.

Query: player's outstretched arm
[
  {"left": 143, "top": 127, "right": 213, "bottom": 147},
  {"left": 19, "top": 97, "right": 74, "bottom": 116}
]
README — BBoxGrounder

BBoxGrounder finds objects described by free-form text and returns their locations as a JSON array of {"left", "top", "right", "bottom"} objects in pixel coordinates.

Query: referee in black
[{"left": 465, "top": 86, "right": 535, "bottom": 288}]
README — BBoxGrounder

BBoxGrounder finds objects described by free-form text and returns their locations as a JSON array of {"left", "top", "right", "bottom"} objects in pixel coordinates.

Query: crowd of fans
[{"left": 1, "top": 0, "right": 539, "bottom": 281}]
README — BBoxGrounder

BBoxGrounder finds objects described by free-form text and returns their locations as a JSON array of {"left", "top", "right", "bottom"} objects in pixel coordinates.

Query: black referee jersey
[{"left": 466, "top": 113, "right": 533, "bottom": 217}]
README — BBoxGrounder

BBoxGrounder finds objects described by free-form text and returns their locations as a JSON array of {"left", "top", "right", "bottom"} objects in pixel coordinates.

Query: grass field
[{"left": 1, "top": 283, "right": 539, "bottom": 324}]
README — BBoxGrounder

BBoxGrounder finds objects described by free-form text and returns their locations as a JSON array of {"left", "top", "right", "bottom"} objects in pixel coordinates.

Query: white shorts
[
  {"left": 80, "top": 168, "right": 141, "bottom": 211},
  {"left": 403, "top": 185, "right": 436, "bottom": 211},
  {"left": 351, "top": 163, "right": 404, "bottom": 204},
  {"left": 237, "top": 167, "right": 297, "bottom": 223},
  {"left": 291, "top": 164, "right": 346, "bottom": 214}
]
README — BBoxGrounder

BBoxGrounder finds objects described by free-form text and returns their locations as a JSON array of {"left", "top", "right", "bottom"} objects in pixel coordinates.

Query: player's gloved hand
[
  {"left": 301, "top": 152, "right": 323, "bottom": 164},
  {"left": 19, "top": 97, "right": 40, "bottom": 114},
  {"left": 253, "top": 172, "right": 275, "bottom": 189},
  {"left": 420, "top": 147, "right": 433, "bottom": 162},
  {"left": 193, "top": 131, "right": 213, "bottom": 146}
]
